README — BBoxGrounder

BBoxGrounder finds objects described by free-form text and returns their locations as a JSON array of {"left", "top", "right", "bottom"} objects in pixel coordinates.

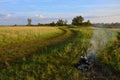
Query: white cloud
[
  {"left": 0, "top": 13, "right": 12, "bottom": 19},
  {"left": 5, "top": 14, "right": 12, "bottom": 17},
  {"left": 87, "top": 15, "right": 120, "bottom": 23},
  {"left": 35, "top": 14, "right": 46, "bottom": 18}
]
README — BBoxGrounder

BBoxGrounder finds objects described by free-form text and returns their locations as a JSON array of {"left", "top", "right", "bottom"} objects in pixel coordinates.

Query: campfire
[
  {"left": 75, "top": 45, "right": 97, "bottom": 71},
  {"left": 75, "top": 55, "right": 95, "bottom": 72}
]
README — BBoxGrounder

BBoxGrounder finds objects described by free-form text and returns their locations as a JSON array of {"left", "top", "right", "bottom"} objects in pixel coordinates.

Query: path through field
[
  {"left": 0, "top": 28, "right": 74, "bottom": 69},
  {"left": 0, "top": 27, "right": 119, "bottom": 80}
]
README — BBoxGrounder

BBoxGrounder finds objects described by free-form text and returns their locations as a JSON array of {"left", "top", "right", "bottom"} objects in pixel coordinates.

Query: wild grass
[
  {"left": 0, "top": 27, "right": 120, "bottom": 79},
  {"left": 97, "top": 29, "right": 120, "bottom": 78},
  {"left": 0, "top": 27, "right": 74, "bottom": 66},
  {"left": 0, "top": 27, "right": 62, "bottom": 47},
  {"left": 0, "top": 28, "right": 93, "bottom": 80}
]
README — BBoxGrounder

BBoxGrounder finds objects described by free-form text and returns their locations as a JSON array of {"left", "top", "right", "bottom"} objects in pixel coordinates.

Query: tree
[
  {"left": 49, "top": 21, "right": 56, "bottom": 26},
  {"left": 86, "top": 20, "right": 91, "bottom": 25},
  {"left": 14, "top": 24, "right": 17, "bottom": 26},
  {"left": 38, "top": 23, "right": 41, "bottom": 26},
  {"left": 27, "top": 18, "right": 32, "bottom": 26},
  {"left": 72, "top": 16, "right": 84, "bottom": 26},
  {"left": 83, "top": 20, "right": 91, "bottom": 26},
  {"left": 64, "top": 20, "right": 67, "bottom": 26},
  {"left": 56, "top": 19, "right": 64, "bottom": 26}
]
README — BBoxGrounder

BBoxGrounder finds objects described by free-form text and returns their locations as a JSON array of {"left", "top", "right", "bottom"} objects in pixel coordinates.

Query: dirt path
[{"left": 0, "top": 28, "right": 76, "bottom": 69}]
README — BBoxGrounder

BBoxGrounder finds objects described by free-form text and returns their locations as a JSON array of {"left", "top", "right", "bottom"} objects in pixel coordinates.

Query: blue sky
[{"left": 0, "top": 0, "right": 120, "bottom": 25}]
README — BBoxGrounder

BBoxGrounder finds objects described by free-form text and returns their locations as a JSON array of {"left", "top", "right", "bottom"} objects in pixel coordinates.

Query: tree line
[
  {"left": 26, "top": 16, "right": 91, "bottom": 27},
  {"left": 38, "top": 19, "right": 67, "bottom": 26},
  {"left": 93, "top": 23, "right": 120, "bottom": 28}
]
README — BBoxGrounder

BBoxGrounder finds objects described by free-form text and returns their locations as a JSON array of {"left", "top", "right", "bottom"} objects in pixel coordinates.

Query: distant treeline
[
  {"left": 25, "top": 16, "right": 91, "bottom": 27},
  {"left": 1, "top": 15, "right": 92, "bottom": 27},
  {"left": 37, "top": 19, "right": 67, "bottom": 26},
  {"left": 93, "top": 23, "right": 120, "bottom": 28}
]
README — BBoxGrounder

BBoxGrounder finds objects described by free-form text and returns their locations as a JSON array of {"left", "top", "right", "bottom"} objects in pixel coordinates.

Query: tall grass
[
  {"left": 0, "top": 27, "right": 62, "bottom": 47},
  {"left": 0, "top": 27, "right": 119, "bottom": 79},
  {"left": 0, "top": 27, "right": 73, "bottom": 66},
  {"left": 0, "top": 28, "right": 93, "bottom": 80},
  {"left": 98, "top": 31, "right": 120, "bottom": 77}
]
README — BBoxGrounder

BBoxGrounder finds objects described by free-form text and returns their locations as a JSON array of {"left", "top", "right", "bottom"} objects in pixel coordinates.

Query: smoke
[{"left": 87, "top": 28, "right": 117, "bottom": 60}]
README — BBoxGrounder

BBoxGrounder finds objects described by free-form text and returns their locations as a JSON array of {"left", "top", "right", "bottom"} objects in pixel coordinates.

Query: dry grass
[
  {"left": 0, "top": 27, "right": 62, "bottom": 47},
  {"left": 0, "top": 27, "right": 74, "bottom": 67},
  {"left": 0, "top": 28, "right": 93, "bottom": 80},
  {"left": 0, "top": 27, "right": 120, "bottom": 79}
]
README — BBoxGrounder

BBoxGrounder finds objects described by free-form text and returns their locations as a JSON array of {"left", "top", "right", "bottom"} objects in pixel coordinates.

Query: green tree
[
  {"left": 64, "top": 20, "right": 67, "bottom": 26},
  {"left": 49, "top": 21, "right": 56, "bottom": 26},
  {"left": 38, "top": 23, "right": 41, "bottom": 26},
  {"left": 86, "top": 20, "right": 91, "bottom": 25},
  {"left": 14, "top": 24, "right": 17, "bottom": 26},
  {"left": 72, "top": 16, "right": 84, "bottom": 26},
  {"left": 27, "top": 18, "right": 32, "bottom": 26},
  {"left": 56, "top": 19, "right": 64, "bottom": 26},
  {"left": 83, "top": 20, "right": 91, "bottom": 26}
]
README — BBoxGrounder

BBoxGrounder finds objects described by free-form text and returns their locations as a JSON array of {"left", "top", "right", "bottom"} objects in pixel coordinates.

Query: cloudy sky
[{"left": 0, "top": 0, "right": 120, "bottom": 25}]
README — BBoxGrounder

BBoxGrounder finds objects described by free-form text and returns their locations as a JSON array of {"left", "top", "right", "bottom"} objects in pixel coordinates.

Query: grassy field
[
  {"left": 0, "top": 27, "right": 74, "bottom": 66},
  {"left": 0, "top": 27, "right": 120, "bottom": 80},
  {"left": 0, "top": 27, "right": 63, "bottom": 47},
  {"left": 88, "top": 28, "right": 120, "bottom": 79},
  {"left": 98, "top": 30, "right": 120, "bottom": 77},
  {"left": 0, "top": 27, "right": 93, "bottom": 80}
]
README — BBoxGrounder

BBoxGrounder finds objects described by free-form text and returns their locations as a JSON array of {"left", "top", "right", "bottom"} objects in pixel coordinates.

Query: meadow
[
  {"left": 0, "top": 27, "right": 74, "bottom": 67},
  {"left": 98, "top": 30, "right": 120, "bottom": 77},
  {"left": 0, "top": 26, "right": 120, "bottom": 80},
  {"left": 0, "top": 27, "right": 63, "bottom": 47}
]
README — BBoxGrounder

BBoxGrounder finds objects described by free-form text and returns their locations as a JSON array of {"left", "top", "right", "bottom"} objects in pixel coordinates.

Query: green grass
[
  {"left": 0, "top": 27, "right": 120, "bottom": 80},
  {"left": 0, "top": 27, "right": 74, "bottom": 66},
  {"left": 0, "top": 28, "right": 93, "bottom": 80},
  {"left": 98, "top": 31, "right": 120, "bottom": 77},
  {"left": 0, "top": 27, "right": 62, "bottom": 47}
]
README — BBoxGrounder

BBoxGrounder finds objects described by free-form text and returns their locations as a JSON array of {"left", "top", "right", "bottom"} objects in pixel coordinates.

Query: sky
[{"left": 0, "top": 0, "right": 120, "bottom": 25}]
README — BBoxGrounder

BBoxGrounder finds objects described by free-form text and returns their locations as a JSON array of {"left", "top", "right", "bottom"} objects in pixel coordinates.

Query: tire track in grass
[{"left": 0, "top": 28, "right": 75, "bottom": 69}]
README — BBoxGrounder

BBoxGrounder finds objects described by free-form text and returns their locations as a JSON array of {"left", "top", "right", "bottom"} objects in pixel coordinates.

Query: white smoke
[{"left": 87, "top": 28, "right": 117, "bottom": 60}]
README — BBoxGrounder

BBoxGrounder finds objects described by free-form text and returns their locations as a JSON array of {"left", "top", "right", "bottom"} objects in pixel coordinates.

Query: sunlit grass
[
  {"left": 98, "top": 30, "right": 120, "bottom": 76},
  {"left": 0, "top": 27, "right": 62, "bottom": 47},
  {"left": 0, "top": 27, "right": 120, "bottom": 79},
  {"left": 0, "top": 28, "right": 93, "bottom": 80}
]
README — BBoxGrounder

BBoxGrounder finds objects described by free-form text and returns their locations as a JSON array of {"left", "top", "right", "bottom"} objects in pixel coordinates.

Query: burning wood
[{"left": 75, "top": 55, "right": 95, "bottom": 72}]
